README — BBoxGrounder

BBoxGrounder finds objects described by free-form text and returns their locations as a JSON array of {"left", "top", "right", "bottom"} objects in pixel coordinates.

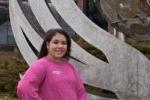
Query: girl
[{"left": 17, "top": 29, "right": 87, "bottom": 100}]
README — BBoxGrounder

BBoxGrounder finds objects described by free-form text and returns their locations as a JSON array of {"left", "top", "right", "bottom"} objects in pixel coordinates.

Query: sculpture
[{"left": 9, "top": 0, "right": 150, "bottom": 99}]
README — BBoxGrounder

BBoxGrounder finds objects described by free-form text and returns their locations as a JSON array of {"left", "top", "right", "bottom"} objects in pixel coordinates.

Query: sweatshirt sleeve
[
  {"left": 70, "top": 64, "right": 87, "bottom": 100},
  {"left": 17, "top": 61, "right": 46, "bottom": 100},
  {"left": 76, "top": 72, "right": 87, "bottom": 100}
]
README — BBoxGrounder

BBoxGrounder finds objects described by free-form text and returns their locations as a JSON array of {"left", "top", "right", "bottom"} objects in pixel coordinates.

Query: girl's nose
[{"left": 58, "top": 43, "right": 64, "bottom": 48}]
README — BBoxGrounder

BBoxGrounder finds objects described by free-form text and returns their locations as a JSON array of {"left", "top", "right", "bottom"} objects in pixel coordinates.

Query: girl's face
[{"left": 46, "top": 33, "right": 67, "bottom": 61}]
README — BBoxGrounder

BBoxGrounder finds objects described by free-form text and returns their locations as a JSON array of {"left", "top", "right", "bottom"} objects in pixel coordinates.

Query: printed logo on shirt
[{"left": 52, "top": 70, "right": 63, "bottom": 75}]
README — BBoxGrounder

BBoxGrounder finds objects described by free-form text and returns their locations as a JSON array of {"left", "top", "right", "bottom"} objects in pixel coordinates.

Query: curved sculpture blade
[{"left": 9, "top": 0, "right": 37, "bottom": 65}]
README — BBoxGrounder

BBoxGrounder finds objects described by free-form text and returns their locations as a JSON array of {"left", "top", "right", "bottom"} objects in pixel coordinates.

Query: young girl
[{"left": 17, "top": 29, "right": 87, "bottom": 100}]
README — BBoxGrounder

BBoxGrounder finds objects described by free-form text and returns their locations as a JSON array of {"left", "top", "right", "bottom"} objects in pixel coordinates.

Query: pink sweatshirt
[{"left": 17, "top": 57, "right": 87, "bottom": 100}]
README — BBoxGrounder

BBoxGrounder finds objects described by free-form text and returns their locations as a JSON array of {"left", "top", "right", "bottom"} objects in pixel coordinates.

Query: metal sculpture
[{"left": 9, "top": 0, "right": 150, "bottom": 100}]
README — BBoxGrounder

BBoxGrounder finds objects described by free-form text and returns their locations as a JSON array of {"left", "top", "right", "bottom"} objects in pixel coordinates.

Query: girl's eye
[
  {"left": 53, "top": 40, "right": 59, "bottom": 44},
  {"left": 62, "top": 41, "right": 67, "bottom": 45}
]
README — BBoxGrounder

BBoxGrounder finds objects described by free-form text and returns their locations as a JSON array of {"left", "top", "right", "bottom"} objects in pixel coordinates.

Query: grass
[{"left": 0, "top": 93, "right": 17, "bottom": 100}]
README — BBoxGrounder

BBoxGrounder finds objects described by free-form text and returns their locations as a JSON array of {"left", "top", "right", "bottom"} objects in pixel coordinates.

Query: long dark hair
[{"left": 38, "top": 29, "right": 71, "bottom": 60}]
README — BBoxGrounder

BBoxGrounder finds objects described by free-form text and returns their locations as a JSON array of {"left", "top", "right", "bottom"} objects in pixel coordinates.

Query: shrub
[{"left": 0, "top": 52, "right": 27, "bottom": 97}]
